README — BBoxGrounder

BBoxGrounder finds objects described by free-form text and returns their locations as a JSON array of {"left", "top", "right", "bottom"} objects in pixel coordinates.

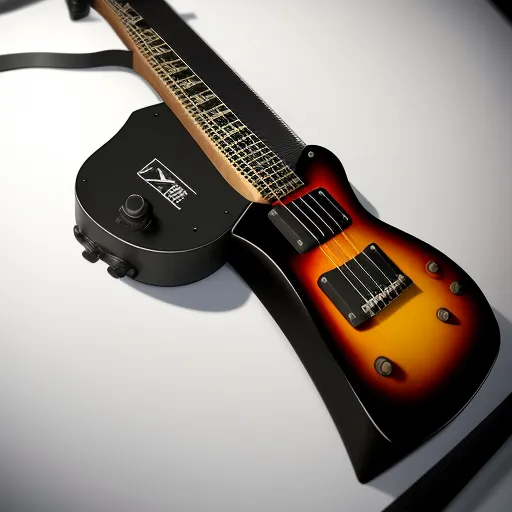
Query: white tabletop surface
[{"left": 0, "top": 1, "right": 511, "bottom": 511}]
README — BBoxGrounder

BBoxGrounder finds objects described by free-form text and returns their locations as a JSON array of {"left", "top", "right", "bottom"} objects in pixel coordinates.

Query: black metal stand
[{"left": 383, "top": 392, "right": 512, "bottom": 511}]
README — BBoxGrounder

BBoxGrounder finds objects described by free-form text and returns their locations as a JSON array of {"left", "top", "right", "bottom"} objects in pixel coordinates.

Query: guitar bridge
[{"left": 318, "top": 244, "right": 413, "bottom": 327}]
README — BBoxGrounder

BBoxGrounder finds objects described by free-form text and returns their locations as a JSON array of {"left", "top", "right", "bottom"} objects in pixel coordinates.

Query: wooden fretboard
[{"left": 93, "top": 0, "right": 304, "bottom": 203}]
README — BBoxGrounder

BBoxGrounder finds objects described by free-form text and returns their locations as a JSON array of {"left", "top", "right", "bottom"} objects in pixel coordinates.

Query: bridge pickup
[
  {"left": 268, "top": 188, "right": 351, "bottom": 254},
  {"left": 318, "top": 244, "right": 413, "bottom": 327}
]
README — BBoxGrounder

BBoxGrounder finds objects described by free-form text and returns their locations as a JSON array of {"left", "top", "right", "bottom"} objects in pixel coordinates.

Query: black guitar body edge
[{"left": 228, "top": 204, "right": 411, "bottom": 483}]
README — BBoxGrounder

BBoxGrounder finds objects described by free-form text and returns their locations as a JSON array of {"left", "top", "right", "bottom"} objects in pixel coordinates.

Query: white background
[{"left": 0, "top": 0, "right": 511, "bottom": 511}]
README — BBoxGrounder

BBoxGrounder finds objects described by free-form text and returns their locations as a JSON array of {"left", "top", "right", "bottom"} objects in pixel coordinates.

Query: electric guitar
[{"left": 74, "top": 0, "right": 500, "bottom": 448}]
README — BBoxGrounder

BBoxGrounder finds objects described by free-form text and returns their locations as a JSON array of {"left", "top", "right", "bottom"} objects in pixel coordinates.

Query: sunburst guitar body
[{"left": 232, "top": 145, "right": 500, "bottom": 443}]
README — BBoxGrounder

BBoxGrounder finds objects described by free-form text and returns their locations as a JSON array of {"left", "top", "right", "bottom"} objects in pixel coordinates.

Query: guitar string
[
  {"left": 262, "top": 176, "right": 406, "bottom": 317},
  {"left": 290, "top": 200, "right": 387, "bottom": 308},
  {"left": 268, "top": 181, "right": 404, "bottom": 325},
  {"left": 284, "top": 201, "right": 379, "bottom": 306},
  {"left": 272, "top": 202, "right": 377, "bottom": 306},
  {"left": 114, "top": 1, "right": 401, "bottom": 320},
  {"left": 310, "top": 192, "right": 405, "bottom": 294},
  {"left": 341, "top": 231, "right": 406, "bottom": 295},
  {"left": 251, "top": 154, "right": 392, "bottom": 313},
  {"left": 310, "top": 191, "right": 406, "bottom": 296},
  {"left": 305, "top": 194, "right": 399, "bottom": 298},
  {"left": 306, "top": 193, "right": 404, "bottom": 298},
  {"left": 298, "top": 196, "right": 391, "bottom": 306},
  {"left": 299, "top": 195, "right": 389, "bottom": 293},
  {"left": 272, "top": 196, "right": 399, "bottom": 340},
  {"left": 275, "top": 195, "right": 402, "bottom": 338}
]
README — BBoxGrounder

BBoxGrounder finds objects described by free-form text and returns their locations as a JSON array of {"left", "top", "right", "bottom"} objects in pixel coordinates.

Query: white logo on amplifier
[{"left": 138, "top": 158, "right": 197, "bottom": 210}]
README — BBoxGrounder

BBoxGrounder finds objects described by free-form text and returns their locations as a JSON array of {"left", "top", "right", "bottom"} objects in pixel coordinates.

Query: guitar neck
[{"left": 91, "top": 0, "right": 303, "bottom": 203}]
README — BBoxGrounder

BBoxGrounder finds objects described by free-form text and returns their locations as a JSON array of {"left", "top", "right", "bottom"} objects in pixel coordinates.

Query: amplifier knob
[
  {"left": 123, "top": 194, "right": 148, "bottom": 218},
  {"left": 118, "top": 194, "right": 152, "bottom": 231},
  {"left": 375, "top": 356, "right": 393, "bottom": 377}
]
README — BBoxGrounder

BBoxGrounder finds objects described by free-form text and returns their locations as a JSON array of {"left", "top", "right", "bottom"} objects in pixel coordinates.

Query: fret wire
[
  {"left": 220, "top": 132, "right": 255, "bottom": 148},
  {"left": 242, "top": 146, "right": 280, "bottom": 165},
  {"left": 109, "top": 0, "right": 302, "bottom": 200},
  {"left": 215, "top": 120, "right": 242, "bottom": 133},
  {"left": 172, "top": 89, "right": 289, "bottom": 197},
  {"left": 231, "top": 140, "right": 270, "bottom": 160}
]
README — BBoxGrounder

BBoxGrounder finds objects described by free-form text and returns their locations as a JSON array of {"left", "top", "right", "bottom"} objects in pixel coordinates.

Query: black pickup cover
[
  {"left": 318, "top": 243, "right": 413, "bottom": 327},
  {"left": 268, "top": 188, "right": 352, "bottom": 254}
]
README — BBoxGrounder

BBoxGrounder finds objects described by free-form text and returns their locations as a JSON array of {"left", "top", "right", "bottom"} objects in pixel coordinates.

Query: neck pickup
[{"left": 268, "top": 188, "right": 352, "bottom": 254}]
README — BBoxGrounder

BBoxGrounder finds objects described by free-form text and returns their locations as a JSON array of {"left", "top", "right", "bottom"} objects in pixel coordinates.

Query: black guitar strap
[{"left": 0, "top": 50, "right": 133, "bottom": 72}]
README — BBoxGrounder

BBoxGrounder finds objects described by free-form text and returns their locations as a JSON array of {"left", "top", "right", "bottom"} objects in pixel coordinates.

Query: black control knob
[
  {"left": 124, "top": 194, "right": 148, "bottom": 218},
  {"left": 375, "top": 356, "right": 393, "bottom": 377},
  {"left": 117, "top": 194, "right": 152, "bottom": 231}
]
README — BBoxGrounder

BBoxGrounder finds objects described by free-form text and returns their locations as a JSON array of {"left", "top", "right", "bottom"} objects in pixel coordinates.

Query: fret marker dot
[
  {"left": 154, "top": 113, "right": 159, "bottom": 117},
  {"left": 308, "top": 151, "right": 314, "bottom": 158},
  {"left": 224, "top": 210, "right": 229, "bottom": 214},
  {"left": 193, "top": 227, "right": 198, "bottom": 232}
]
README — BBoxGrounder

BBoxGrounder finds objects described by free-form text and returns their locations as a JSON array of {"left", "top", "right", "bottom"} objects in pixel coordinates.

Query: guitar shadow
[
  {"left": 122, "top": 262, "right": 252, "bottom": 312},
  {"left": 80, "top": 9, "right": 197, "bottom": 23},
  {"left": 351, "top": 183, "right": 380, "bottom": 219},
  {"left": 0, "top": 479, "right": 63, "bottom": 512},
  {"left": 369, "top": 308, "right": 512, "bottom": 512},
  {"left": 122, "top": 182, "right": 379, "bottom": 312}
]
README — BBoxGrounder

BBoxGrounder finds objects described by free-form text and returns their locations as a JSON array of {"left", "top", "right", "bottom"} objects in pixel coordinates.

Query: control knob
[{"left": 117, "top": 194, "right": 152, "bottom": 231}]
